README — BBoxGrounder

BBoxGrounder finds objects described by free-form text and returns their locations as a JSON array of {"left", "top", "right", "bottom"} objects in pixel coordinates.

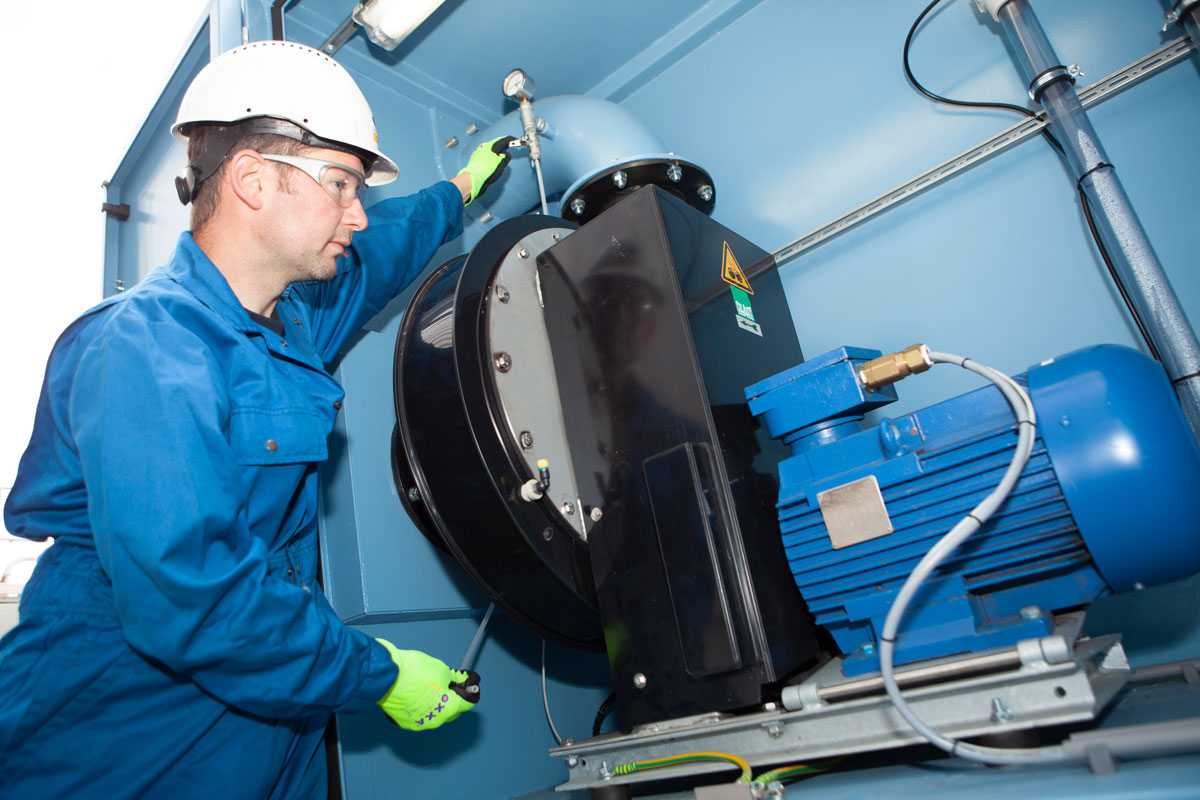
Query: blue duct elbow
[{"left": 452, "top": 95, "right": 713, "bottom": 222}]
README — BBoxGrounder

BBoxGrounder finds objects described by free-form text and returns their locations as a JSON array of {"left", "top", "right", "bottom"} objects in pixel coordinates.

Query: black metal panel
[
  {"left": 536, "top": 187, "right": 820, "bottom": 727},
  {"left": 393, "top": 218, "right": 603, "bottom": 650}
]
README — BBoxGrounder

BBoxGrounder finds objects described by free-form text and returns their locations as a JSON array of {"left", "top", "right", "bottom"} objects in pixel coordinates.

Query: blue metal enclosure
[{"left": 103, "top": 0, "right": 1200, "bottom": 797}]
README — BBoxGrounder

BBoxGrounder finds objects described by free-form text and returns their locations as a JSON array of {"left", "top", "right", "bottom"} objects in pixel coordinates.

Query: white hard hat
[{"left": 171, "top": 41, "right": 398, "bottom": 203}]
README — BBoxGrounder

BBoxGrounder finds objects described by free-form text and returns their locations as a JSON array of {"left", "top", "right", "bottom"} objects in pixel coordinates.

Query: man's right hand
[{"left": 375, "top": 639, "right": 480, "bottom": 731}]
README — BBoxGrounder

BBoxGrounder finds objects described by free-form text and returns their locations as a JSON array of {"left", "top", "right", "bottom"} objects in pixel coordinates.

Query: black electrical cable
[
  {"left": 592, "top": 692, "right": 617, "bottom": 737},
  {"left": 1077, "top": 183, "right": 1163, "bottom": 362},
  {"left": 902, "top": 0, "right": 1163, "bottom": 363},
  {"left": 903, "top": 0, "right": 1035, "bottom": 118}
]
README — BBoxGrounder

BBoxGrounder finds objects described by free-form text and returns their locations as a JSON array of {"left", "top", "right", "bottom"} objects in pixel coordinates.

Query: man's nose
[{"left": 343, "top": 198, "right": 368, "bottom": 231}]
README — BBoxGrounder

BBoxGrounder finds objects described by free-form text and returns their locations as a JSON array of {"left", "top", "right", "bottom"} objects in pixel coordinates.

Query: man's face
[{"left": 266, "top": 147, "right": 369, "bottom": 284}]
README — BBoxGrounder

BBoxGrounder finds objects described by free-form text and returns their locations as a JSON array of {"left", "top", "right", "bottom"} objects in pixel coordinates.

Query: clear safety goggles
[{"left": 260, "top": 153, "right": 367, "bottom": 208}]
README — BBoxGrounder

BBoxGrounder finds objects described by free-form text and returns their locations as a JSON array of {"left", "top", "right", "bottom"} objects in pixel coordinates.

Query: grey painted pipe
[{"left": 993, "top": 0, "right": 1200, "bottom": 441}]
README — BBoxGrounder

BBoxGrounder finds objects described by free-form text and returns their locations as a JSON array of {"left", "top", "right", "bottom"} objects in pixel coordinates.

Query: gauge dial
[{"left": 502, "top": 68, "right": 535, "bottom": 100}]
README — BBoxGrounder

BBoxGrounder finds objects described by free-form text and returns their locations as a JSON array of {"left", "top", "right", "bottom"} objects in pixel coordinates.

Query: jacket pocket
[{"left": 229, "top": 407, "right": 330, "bottom": 465}]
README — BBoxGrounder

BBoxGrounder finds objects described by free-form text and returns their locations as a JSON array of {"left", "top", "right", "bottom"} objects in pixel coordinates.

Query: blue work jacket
[{"left": 0, "top": 181, "right": 463, "bottom": 798}]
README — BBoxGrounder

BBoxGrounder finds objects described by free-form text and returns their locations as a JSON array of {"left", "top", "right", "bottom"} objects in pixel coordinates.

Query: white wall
[{"left": 0, "top": 0, "right": 210, "bottom": 594}]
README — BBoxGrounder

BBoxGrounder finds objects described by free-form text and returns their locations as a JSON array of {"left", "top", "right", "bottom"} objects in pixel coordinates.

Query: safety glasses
[{"left": 260, "top": 153, "right": 367, "bottom": 208}]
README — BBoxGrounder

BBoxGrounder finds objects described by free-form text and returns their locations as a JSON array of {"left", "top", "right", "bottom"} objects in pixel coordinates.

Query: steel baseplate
[{"left": 551, "top": 616, "right": 1130, "bottom": 792}]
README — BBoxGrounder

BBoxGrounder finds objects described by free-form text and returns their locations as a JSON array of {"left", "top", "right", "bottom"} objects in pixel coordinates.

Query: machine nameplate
[{"left": 817, "top": 475, "right": 893, "bottom": 549}]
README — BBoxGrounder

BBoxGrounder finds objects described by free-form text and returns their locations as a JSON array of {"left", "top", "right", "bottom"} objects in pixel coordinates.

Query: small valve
[
  {"left": 520, "top": 459, "right": 552, "bottom": 502},
  {"left": 858, "top": 344, "right": 932, "bottom": 391}
]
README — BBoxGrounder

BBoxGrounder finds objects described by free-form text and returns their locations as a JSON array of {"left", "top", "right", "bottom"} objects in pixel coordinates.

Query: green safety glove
[
  {"left": 456, "top": 136, "right": 512, "bottom": 206},
  {"left": 375, "top": 638, "right": 480, "bottom": 731}
]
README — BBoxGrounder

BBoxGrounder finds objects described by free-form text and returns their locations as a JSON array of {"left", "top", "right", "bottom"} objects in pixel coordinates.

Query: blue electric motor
[{"left": 746, "top": 345, "right": 1200, "bottom": 677}]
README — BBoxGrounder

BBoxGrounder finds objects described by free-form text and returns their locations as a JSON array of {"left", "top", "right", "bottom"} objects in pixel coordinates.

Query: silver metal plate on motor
[
  {"left": 817, "top": 474, "right": 894, "bottom": 549},
  {"left": 486, "top": 228, "right": 593, "bottom": 539}
]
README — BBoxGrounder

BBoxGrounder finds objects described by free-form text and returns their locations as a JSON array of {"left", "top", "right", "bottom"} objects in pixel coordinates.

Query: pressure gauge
[{"left": 502, "top": 68, "right": 535, "bottom": 101}]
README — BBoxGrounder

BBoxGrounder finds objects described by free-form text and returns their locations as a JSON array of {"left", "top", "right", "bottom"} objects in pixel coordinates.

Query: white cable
[
  {"left": 877, "top": 351, "right": 1073, "bottom": 765},
  {"left": 532, "top": 157, "right": 550, "bottom": 216},
  {"left": 460, "top": 602, "right": 495, "bottom": 670},
  {"left": 541, "top": 638, "right": 565, "bottom": 745}
]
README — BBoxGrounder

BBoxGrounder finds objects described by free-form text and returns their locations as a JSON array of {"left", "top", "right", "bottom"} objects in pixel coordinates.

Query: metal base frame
[{"left": 551, "top": 629, "right": 1130, "bottom": 792}]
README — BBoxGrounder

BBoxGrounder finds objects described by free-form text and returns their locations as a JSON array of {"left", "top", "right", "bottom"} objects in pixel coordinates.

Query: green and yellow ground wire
[
  {"left": 611, "top": 751, "right": 752, "bottom": 782},
  {"left": 610, "top": 751, "right": 837, "bottom": 790},
  {"left": 753, "top": 761, "right": 835, "bottom": 785}
]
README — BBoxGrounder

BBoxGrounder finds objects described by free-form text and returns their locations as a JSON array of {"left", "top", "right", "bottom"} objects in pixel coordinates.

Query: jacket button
[
  {"left": 266, "top": 439, "right": 278, "bottom": 451},
  {"left": 333, "top": 400, "right": 343, "bottom": 410}
]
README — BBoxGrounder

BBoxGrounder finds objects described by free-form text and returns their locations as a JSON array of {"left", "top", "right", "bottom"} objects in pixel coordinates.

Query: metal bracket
[
  {"left": 552, "top": 629, "right": 1129, "bottom": 792},
  {"left": 101, "top": 202, "right": 131, "bottom": 221}
]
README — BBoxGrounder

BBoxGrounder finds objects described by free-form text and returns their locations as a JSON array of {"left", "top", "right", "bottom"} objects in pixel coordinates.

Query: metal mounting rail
[{"left": 762, "top": 36, "right": 1196, "bottom": 276}]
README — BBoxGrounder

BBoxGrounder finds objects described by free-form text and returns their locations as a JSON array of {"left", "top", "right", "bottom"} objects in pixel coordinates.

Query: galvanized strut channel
[{"left": 763, "top": 36, "right": 1196, "bottom": 274}]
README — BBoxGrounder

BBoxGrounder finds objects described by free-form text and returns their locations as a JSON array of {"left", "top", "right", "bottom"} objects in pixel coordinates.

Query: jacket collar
[{"left": 165, "top": 232, "right": 258, "bottom": 334}]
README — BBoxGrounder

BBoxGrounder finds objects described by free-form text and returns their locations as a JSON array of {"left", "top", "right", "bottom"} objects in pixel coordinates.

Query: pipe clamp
[{"left": 1028, "top": 65, "right": 1076, "bottom": 103}]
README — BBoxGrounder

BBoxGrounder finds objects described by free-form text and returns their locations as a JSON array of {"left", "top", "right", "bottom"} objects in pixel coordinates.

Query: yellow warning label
[{"left": 721, "top": 241, "right": 753, "bottom": 294}]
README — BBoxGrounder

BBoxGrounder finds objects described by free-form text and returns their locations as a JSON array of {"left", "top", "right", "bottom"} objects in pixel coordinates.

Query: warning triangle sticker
[{"left": 721, "top": 241, "right": 753, "bottom": 294}]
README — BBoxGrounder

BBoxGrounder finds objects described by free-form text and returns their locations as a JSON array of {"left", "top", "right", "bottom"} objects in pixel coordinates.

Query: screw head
[
  {"left": 566, "top": 756, "right": 579, "bottom": 768},
  {"left": 666, "top": 164, "right": 682, "bottom": 182},
  {"left": 697, "top": 184, "right": 714, "bottom": 202},
  {"left": 1020, "top": 605, "right": 1042, "bottom": 621},
  {"left": 612, "top": 170, "right": 628, "bottom": 189},
  {"left": 552, "top": 232, "right": 561, "bottom": 241},
  {"left": 633, "top": 672, "right": 647, "bottom": 689},
  {"left": 494, "top": 352, "right": 512, "bottom": 372},
  {"left": 542, "top": 526, "right": 554, "bottom": 541},
  {"left": 861, "top": 643, "right": 877, "bottom": 655},
  {"left": 589, "top": 507, "right": 603, "bottom": 522},
  {"left": 466, "top": 123, "right": 479, "bottom": 135},
  {"left": 560, "top": 502, "right": 575, "bottom": 516},
  {"left": 518, "top": 248, "right": 530, "bottom": 259},
  {"left": 569, "top": 198, "right": 586, "bottom": 215},
  {"left": 407, "top": 487, "right": 420, "bottom": 502},
  {"left": 519, "top": 431, "right": 534, "bottom": 449},
  {"left": 444, "top": 136, "right": 459, "bottom": 149},
  {"left": 495, "top": 285, "right": 510, "bottom": 303}
]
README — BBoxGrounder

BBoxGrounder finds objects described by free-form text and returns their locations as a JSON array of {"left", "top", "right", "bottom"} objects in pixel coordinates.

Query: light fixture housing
[{"left": 352, "top": 0, "right": 446, "bottom": 51}]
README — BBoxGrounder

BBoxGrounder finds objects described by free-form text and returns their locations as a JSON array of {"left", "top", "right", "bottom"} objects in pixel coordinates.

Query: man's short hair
[{"left": 187, "top": 125, "right": 309, "bottom": 232}]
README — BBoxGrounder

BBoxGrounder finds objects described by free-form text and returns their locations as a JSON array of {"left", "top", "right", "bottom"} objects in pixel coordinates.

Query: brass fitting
[{"left": 858, "top": 344, "right": 932, "bottom": 390}]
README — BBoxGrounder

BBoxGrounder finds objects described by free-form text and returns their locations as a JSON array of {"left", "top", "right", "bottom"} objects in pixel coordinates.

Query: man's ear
[{"left": 227, "top": 149, "right": 269, "bottom": 211}]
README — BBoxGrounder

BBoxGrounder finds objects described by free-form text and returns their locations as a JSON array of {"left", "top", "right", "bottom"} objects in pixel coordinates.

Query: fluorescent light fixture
[{"left": 351, "top": 0, "right": 447, "bottom": 51}]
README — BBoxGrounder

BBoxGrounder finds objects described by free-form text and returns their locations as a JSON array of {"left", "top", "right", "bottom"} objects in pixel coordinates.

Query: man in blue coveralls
[{"left": 0, "top": 42, "right": 510, "bottom": 797}]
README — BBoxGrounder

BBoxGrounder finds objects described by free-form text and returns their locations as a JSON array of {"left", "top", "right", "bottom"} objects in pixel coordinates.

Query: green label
[
  {"left": 731, "top": 286, "right": 755, "bottom": 321},
  {"left": 730, "top": 286, "right": 763, "bottom": 336}
]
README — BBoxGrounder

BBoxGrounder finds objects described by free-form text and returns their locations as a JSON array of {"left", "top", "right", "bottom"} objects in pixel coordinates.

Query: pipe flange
[
  {"left": 1027, "top": 64, "right": 1076, "bottom": 103},
  {"left": 561, "top": 158, "right": 714, "bottom": 224}
]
